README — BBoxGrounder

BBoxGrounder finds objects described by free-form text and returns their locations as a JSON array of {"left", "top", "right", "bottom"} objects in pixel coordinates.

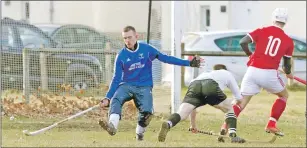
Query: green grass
[
  {"left": 2, "top": 89, "right": 306, "bottom": 147},
  {"left": 287, "top": 83, "right": 306, "bottom": 91}
]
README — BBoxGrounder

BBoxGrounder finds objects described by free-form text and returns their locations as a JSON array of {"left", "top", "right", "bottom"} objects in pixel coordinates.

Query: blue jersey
[{"left": 105, "top": 42, "right": 190, "bottom": 99}]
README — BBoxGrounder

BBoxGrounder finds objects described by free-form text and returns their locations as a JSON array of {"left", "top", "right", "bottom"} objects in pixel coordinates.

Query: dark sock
[
  {"left": 167, "top": 113, "right": 181, "bottom": 128},
  {"left": 225, "top": 112, "right": 237, "bottom": 136}
]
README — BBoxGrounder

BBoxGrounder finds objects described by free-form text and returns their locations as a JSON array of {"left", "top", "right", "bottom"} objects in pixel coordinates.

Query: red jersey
[{"left": 247, "top": 26, "right": 294, "bottom": 69}]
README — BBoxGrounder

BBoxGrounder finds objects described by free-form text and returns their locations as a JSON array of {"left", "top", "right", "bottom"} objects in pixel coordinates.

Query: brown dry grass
[{"left": 1, "top": 84, "right": 141, "bottom": 120}]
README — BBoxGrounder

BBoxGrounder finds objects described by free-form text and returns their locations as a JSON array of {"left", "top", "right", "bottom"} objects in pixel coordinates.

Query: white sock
[
  {"left": 136, "top": 124, "right": 146, "bottom": 134},
  {"left": 269, "top": 117, "right": 277, "bottom": 122},
  {"left": 109, "top": 114, "right": 120, "bottom": 129},
  {"left": 167, "top": 121, "right": 173, "bottom": 127},
  {"left": 228, "top": 128, "right": 236, "bottom": 134}
]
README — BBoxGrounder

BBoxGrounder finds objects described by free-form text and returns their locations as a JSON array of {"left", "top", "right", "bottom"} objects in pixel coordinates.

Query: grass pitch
[{"left": 1, "top": 87, "right": 306, "bottom": 147}]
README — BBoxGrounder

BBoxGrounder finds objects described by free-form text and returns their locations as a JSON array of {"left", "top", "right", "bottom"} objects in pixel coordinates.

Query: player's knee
[
  {"left": 283, "top": 90, "right": 289, "bottom": 99},
  {"left": 225, "top": 105, "right": 234, "bottom": 114},
  {"left": 177, "top": 110, "right": 189, "bottom": 120},
  {"left": 177, "top": 103, "right": 195, "bottom": 120},
  {"left": 239, "top": 96, "right": 252, "bottom": 110},
  {"left": 110, "top": 97, "right": 123, "bottom": 106},
  {"left": 215, "top": 99, "right": 232, "bottom": 113},
  {"left": 138, "top": 112, "right": 153, "bottom": 127},
  {"left": 276, "top": 89, "right": 289, "bottom": 99},
  {"left": 282, "top": 93, "right": 289, "bottom": 99},
  {"left": 108, "top": 98, "right": 124, "bottom": 116}
]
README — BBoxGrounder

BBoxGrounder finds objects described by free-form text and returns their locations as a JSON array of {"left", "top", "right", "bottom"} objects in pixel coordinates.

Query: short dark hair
[
  {"left": 275, "top": 21, "right": 286, "bottom": 26},
  {"left": 213, "top": 64, "right": 227, "bottom": 70},
  {"left": 123, "top": 26, "right": 136, "bottom": 32}
]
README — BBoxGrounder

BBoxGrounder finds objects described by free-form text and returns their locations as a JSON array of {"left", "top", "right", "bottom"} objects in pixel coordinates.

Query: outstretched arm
[
  {"left": 156, "top": 51, "right": 190, "bottom": 66},
  {"left": 148, "top": 45, "right": 201, "bottom": 67}
]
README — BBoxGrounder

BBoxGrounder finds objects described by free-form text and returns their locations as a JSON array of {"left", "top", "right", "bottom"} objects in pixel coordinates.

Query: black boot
[{"left": 229, "top": 133, "right": 246, "bottom": 143}]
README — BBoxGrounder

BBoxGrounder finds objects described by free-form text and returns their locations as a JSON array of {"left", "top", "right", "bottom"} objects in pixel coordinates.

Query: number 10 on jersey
[{"left": 265, "top": 36, "right": 281, "bottom": 57}]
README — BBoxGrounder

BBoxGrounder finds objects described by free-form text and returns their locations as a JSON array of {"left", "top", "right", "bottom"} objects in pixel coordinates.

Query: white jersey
[{"left": 192, "top": 69, "right": 242, "bottom": 100}]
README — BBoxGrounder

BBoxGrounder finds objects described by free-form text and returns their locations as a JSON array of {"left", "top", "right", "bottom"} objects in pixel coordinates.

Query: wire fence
[{"left": 1, "top": 1, "right": 172, "bottom": 105}]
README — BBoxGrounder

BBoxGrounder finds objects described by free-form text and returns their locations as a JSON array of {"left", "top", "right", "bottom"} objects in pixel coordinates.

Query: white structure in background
[
  {"left": 175, "top": 1, "right": 306, "bottom": 83},
  {"left": 2, "top": 1, "right": 305, "bottom": 38},
  {"left": 2, "top": 1, "right": 306, "bottom": 83},
  {"left": 183, "top": 1, "right": 306, "bottom": 38}
]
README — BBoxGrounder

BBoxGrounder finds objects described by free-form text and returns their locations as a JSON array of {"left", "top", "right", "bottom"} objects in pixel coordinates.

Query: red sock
[
  {"left": 233, "top": 104, "right": 242, "bottom": 117},
  {"left": 270, "top": 97, "right": 287, "bottom": 121},
  {"left": 267, "top": 119, "right": 276, "bottom": 128}
]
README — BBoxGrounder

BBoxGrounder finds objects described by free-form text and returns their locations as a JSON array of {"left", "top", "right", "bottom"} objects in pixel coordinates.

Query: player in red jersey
[{"left": 218, "top": 8, "right": 294, "bottom": 141}]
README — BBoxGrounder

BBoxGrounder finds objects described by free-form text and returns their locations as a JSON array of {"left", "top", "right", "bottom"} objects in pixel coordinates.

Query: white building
[
  {"left": 183, "top": 1, "right": 306, "bottom": 39},
  {"left": 2, "top": 1, "right": 305, "bottom": 38},
  {"left": 2, "top": 1, "right": 306, "bottom": 83}
]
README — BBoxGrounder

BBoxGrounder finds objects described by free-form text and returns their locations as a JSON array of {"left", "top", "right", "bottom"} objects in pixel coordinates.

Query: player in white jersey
[{"left": 157, "top": 64, "right": 245, "bottom": 143}]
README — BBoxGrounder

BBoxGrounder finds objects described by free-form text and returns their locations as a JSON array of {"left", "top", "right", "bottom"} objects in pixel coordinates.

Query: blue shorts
[{"left": 109, "top": 83, "right": 154, "bottom": 117}]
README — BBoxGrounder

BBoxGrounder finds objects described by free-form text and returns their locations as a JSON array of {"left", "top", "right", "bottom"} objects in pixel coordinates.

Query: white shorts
[{"left": 240, "top": 66, "right": 286, "bottom": 95}]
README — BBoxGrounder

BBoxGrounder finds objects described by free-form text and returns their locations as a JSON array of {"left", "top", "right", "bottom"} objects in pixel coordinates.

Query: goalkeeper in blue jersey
[{"left": 99, "top": 26, "right": 203, "bottom": 141}]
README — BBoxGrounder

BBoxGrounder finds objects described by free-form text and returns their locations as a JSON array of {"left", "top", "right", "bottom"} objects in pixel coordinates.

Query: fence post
[
  {"left": 171, "top": 1, "right": 183, "bottom": 114},
  {"left": 288, "top": 58, "right": 294, "bottom": 86},
  {"left": 23, "top": 48, "right": 30, "bottom": 104},
  {"left": 181, "top": 42, "right": 185, "bottom": 87},
  {"left": 105, "top": 42, "right": 112, "bottom": 84},
  {"left": 40, "top": 51, "right": 48, "bottom": 91}
]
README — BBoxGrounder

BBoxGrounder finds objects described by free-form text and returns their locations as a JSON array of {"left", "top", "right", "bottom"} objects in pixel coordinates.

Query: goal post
[{"left": 171, "top": 1, "right": 184, "bottom": 114}]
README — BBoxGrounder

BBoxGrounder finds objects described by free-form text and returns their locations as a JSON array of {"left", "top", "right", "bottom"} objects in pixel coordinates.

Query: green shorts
[{"left": 182, "top": 79, "right": 227, "bottom": 107}]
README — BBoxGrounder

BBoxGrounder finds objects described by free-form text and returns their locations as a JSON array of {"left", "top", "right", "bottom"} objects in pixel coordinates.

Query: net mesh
[{"left": 1, "top": 1, "right": 173, "bottom": 116}]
